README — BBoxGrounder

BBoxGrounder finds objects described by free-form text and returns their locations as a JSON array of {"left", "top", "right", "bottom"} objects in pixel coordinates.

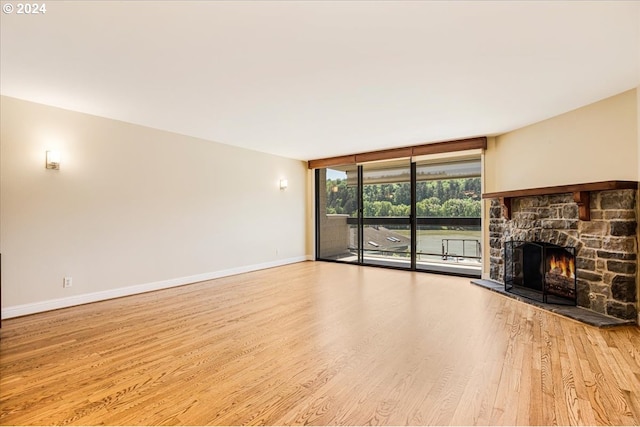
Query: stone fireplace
[{"left": 485, "top": 182, "right": 638, "bottom": 322}]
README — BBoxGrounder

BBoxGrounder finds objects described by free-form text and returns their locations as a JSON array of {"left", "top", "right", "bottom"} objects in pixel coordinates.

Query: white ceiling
[{"left": 1, "top": 1, "right": 638, "bottom": 161}]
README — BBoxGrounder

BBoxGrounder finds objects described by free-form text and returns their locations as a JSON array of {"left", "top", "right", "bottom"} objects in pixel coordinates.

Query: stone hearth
[{"left": 487, "top": 188, "right": 637, "bottom": 322}]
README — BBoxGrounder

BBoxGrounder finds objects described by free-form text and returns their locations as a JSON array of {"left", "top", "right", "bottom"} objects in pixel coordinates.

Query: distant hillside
[{"left": 326, "top": 177, "right": 481, "bottom": 217}]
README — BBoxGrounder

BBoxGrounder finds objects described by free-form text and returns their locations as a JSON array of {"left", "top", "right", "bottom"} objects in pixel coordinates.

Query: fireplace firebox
[{"left": 505, "top": 241, "right": 577, "bottom": 305}]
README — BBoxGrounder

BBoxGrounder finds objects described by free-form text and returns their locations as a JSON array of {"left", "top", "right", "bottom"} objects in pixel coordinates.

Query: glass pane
[
  {"left": 416, "top": 159, "right": 481, "bottom": 181},
  {"left": 415, "top": 224, "right": 482, "bottom": 275},
  {"left": 317, "top": 166, "right": 359, "bottom": 262},
  {"left": 362, "top": 160, "right": 412, "bottom": 217},
  {"left": 415, "top": 159, "right": 481, "bottom": 276},
  {"left": 361, "top": 160, "right": 411, "bottom": 269},
  {"left": 362, "top": 160, "right": 411, "bottom": 185},
  {"left": 363, "top": 224, "right": 411, "bottom": 268}
]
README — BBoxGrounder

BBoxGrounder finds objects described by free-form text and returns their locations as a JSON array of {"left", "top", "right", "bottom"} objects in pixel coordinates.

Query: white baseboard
[{"left": 1, "top": 256, "right": 308, "bottom": 320}]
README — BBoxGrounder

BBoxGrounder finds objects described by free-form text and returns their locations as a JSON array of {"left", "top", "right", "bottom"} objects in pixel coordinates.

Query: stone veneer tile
[
  {"left": 607, "top": 260, "right": 637, "bottom": 274},
  {"left": 578, "top": 221, "right": 607, "bottom": 235},
  {"left": 600, "top": 191, "right": 636, "bottom": 210},
  {"left": 604, "top": 210, "right": 636, "bottom": 220},
  {"left": 610, "top": 221, "right": 637, "bottom": 236}
]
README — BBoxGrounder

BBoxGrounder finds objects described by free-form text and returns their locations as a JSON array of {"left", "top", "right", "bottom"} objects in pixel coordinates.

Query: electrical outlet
[{"left": 63, "top": 277, "right": 73, "bottom": 288}]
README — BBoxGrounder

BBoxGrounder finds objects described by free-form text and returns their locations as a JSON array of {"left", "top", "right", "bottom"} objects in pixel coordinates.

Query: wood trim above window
[
  {"left": 307, "top": 155, "right": 356, "bottom": 170},
  {"left": 307, "top": 137, "right": 487, "bottom": 169},
  {"left": 411, "top": 137, "right": 487, "bottom": 157},
  {"left": 355, "top": 147, "right": 413, "bottom": 164}
]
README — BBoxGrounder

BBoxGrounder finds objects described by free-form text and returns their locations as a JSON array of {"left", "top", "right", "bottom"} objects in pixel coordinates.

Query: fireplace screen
[{"left": 504, "top": 241, "right": 577, "bottom": 305}]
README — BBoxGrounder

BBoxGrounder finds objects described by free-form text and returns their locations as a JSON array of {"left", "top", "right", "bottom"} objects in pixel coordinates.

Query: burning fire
[{"left": 548, "top": 254, "right": 575, "bottom": 279}]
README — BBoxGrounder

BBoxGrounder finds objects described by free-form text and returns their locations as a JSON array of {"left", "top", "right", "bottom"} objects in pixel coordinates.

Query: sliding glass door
[
  {"left": 414, "top": 159, "right": 482, "bottom": 275},
  {"left": 315, "top": 157, "right": 481, "bottom": 277},
  {"left": 361, "top": 160, "right": 412, "bottom": 268},
  {"left": 316, "top": 166, "right": 360, "bottom": 263}
]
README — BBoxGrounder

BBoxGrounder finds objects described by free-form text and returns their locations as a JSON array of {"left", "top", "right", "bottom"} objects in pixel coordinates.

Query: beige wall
[
  {"left": 0, "top": 96, "right": 308, "bottom": 317},
  {"left": 481, "top": 139, "right": 492, "bottom": 278},
  {"left": 306, "top": 169, "right": 316, "bottom": 257},
  {"left": 485, "top": 89, "right": 638, "bottom": 193}
]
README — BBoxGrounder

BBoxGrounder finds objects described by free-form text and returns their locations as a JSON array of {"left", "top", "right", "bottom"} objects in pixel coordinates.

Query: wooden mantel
[{"left": 482, "top": 180, "right": 638, "bottom": 221}]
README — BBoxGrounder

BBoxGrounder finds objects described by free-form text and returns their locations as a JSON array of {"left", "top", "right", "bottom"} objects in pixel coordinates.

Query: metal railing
[
  {"left": 319, "top": 217, "right": 482, "bottom": 268},
  {"left": 346, "top": 216, "right": 481, "bottom": 226},
  {"left": 441, "top": 239, "right": 481, "bottom": 261}
]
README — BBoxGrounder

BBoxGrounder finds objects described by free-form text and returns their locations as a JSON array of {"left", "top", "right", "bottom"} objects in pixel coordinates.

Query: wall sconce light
[
  {"left": 279, "top": 179, "right": 288, "bottom": 190},
  {"left": 46, "top": 150, "right": 61, "bottom": 170}
]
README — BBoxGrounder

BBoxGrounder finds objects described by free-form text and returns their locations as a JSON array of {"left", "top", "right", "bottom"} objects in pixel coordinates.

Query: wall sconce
[
  {"left": 46, "top": 150, "right": 61, "bottom": 170},
  {"left": 279, "top": 179, "right": 288, "bottom": 190}
]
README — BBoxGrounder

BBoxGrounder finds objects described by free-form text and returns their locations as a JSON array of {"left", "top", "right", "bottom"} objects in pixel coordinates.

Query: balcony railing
[
  {"left": 319, "top": 215, "right": 481, "bottom": 275},
  {"left": 345, "top": 217, "right": 481, "bottom": 227}
]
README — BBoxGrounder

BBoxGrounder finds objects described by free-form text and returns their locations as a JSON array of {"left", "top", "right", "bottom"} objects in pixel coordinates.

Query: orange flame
[{"left": 549, "top": 254, "right": 575, "bottom": 278}]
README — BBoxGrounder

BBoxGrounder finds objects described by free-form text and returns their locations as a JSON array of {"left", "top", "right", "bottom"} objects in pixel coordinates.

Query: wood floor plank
[
  {"left": 1, "top": 261, "right": 639, "bottom": 425},
  {"left": 526, "top": 309, "right": 545, "bottom": 426},
  {"left": 561, "top": 322, "right": 598, "bottom": 426}
]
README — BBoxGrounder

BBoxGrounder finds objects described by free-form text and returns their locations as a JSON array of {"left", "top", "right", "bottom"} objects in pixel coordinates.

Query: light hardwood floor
[{"left": 1, "top": 261, "right": 639, "bottom": 425}]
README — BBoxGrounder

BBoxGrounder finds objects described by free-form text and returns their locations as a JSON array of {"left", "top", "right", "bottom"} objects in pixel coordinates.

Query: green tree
[
  {"left": 391, "top": 204, "right": 411, "bottom": 216},
  {"left": 417, "top": 197, "right": 443, "bottom": 216},
  {"left": 325, "top": 176, "right": 481, "bottom": 219}
]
